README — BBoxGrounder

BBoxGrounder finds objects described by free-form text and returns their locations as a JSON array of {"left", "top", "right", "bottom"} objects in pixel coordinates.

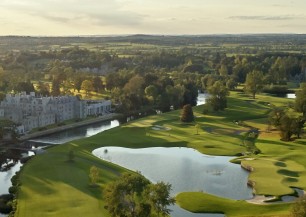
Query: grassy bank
[
  {"left": 176, "top": 192, "right": 291, "bottom": 217},
  {"left": 16, "top": 92, "right": 305, "bottom": 217}
]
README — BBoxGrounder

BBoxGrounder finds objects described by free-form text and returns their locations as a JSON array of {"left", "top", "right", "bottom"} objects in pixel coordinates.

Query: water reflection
[
  {"left": 197, "top": 93, "right": 209, "bottom": 106},
  {"left": 30, "top": 120, "right": 119, "bottom": 144},
  {"left": 0, "top": 119, "right": 120, "bottom": 217},
  {"left": 93, "top": 147, "right": 253, "bottom": 217},
  {"left": 287, "top": 93, "right": 296, "bottom": 99},
  {"left": 0, "top": 150, "right": 34, "bottom": 196}
]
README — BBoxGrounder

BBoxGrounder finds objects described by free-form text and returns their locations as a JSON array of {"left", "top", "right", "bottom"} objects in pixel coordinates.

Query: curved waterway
[
  {"left": 0, "top": 120, "right": 119, "bottom": 217},
  {"left": 29, "top": 120, "right": 120, "bottom": 144},
  {"left": 93, "top": 146, "right": 253, "bottom": 217}
]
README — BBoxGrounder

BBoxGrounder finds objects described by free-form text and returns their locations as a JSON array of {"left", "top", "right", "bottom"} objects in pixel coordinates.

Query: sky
[{"left": 0, "top": 0, "right": 305, "bottom": 36}]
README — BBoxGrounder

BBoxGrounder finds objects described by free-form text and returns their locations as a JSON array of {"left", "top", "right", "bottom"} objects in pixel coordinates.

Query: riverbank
[
  {"left": 15, "top": 92, "right": 303, "bottom": 217},
  {"left": 18, "top": 113, "right": 123, "bottom": 141}
]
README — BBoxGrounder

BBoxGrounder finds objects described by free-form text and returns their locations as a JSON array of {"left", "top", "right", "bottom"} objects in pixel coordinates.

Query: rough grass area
[{"left": 16, "top": 91, "right": 306, "bottom": 217}]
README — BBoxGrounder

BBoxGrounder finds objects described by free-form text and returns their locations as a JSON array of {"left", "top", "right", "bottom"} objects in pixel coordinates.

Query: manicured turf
[
  {"left": 176, "top": 192, "right": 291, "bottom": 217},
  {"left": 16, "top": 91, "right": 305, "bottom": 217}
]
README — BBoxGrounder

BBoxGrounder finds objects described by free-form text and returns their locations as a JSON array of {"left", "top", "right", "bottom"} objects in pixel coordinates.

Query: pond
[
  {"left": 268, "top": 93, "right": 296, "bottom": 99},
  {"left": 197, "top": 93, "right": 209, "bottom": 106},
  {"left": 93, "top": 146, "right": 253, "bottom": 217},
  {"left": 286, "top": 93, "right": 296, "bottom": 99}
]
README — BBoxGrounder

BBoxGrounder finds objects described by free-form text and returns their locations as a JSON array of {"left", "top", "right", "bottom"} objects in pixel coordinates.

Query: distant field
[{"left": 0, "top": 35, "right": 306, "bottom": 56}]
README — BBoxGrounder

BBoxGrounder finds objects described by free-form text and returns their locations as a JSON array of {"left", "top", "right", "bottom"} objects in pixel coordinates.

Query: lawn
[
  {"left": 16, "top": 92, "right": 305, "bottom": 217},
  {"left": 176, "top": 192, "right": 291, "bottom": 217}
]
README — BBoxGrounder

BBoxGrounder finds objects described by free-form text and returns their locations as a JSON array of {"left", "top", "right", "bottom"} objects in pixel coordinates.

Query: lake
[{"left": 93, "top": 146, "right": 253, "bottom": 217}]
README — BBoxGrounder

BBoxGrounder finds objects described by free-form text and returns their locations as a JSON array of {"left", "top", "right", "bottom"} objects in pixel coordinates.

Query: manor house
[{"left": 0, "top": 92, "right": 111, "bottom": 133}]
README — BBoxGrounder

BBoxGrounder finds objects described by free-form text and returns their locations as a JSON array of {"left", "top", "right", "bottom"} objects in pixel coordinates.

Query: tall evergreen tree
[
  {"left": 295, "top": 83, "right": 306, "bottom": 117},
  {"left": 180, "top": 104, "right": 194, "bottom": 122}
]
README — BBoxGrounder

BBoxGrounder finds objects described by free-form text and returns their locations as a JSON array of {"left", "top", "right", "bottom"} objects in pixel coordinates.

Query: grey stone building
[{"left": 0, "top": 92, "right": 111, "bottom": 133}]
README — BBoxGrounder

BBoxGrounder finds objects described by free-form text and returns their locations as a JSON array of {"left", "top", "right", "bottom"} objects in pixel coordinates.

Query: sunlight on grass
[{"left": 16, "top": 92, "right": 306, "bottom": 217}]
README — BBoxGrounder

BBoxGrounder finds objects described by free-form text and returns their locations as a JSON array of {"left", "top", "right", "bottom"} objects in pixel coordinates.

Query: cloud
[
  {"left": 229, "top": 15, "right": 304, "bottom": 21},
  {"left": 0, "top": 0, "right": 145, "bottom": 27}
]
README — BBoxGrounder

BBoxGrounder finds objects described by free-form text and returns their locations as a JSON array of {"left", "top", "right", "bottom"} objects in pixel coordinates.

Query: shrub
[
  {"left": 0, "top": 194, "right": 13, "bottom": 214},
  {"left": 8, "top": 186, "right": 17, "bottom": 195},
  {"left": 292, "top": 195, "right": 306, "bottom": 217}
]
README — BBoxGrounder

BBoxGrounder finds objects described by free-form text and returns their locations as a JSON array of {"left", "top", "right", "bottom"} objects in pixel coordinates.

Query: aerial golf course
[{"left": 16, "top": 91, "right": 306, "bottom": 217}]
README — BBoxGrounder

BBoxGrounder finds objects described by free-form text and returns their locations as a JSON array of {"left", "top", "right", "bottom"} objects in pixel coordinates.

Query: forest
[{"left": 0, "top": 34, "right": 306, "bottom": 117}]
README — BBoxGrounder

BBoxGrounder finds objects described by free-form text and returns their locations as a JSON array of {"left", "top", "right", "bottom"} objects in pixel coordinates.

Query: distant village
[{"left": 0, "top": 92, "right": 112, "bottom": 134}]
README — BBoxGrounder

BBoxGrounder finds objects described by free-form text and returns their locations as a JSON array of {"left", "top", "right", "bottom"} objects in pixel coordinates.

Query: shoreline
[
  {"left": 18, "top": 113, "right": 123, "bottom": 141},
  {"left": 241, "top": 160, "right": 305, "bottom": 205}
]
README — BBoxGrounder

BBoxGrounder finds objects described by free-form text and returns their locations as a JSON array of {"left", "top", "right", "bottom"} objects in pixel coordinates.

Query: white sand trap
[{"left": 152, "top": 125, "right": 171, "bottom": 131}]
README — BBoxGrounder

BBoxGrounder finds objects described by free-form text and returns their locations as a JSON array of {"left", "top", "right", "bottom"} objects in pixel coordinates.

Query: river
[{"left": 0, "top": 119, "right": 119, "bottom": 217}]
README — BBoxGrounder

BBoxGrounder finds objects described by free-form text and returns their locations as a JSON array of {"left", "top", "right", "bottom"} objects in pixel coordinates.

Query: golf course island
[{"left": 15, "top": 91, "right": 305, "bottom": 217}]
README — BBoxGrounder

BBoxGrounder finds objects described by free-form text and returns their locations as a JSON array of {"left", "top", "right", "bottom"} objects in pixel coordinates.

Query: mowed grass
[
  {"left": 16, "top": 91, "right": 306, "bottom": 217},
  {"left": 176, "top": 192, "right": 291, "bottom": 217},
  {"left": 16, "top": 145, "right": 127, "bottom": 217}
]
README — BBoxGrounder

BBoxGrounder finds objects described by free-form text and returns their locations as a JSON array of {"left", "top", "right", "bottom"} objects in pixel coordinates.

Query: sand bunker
[{"left": 151, "top": 125, "right": 171, "bottom": 131}]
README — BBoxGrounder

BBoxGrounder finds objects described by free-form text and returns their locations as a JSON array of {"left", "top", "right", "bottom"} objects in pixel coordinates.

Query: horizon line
[{"left": 0, "top": 33, "right": 306, "bottom": 38}]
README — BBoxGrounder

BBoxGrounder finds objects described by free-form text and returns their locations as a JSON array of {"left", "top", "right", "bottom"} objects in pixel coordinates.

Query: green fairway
[
  {"left": 16, "top": 92, "right": 306, "bottom": 217},
  {"left": 176, "top": 192, "right": 291, "bottom": 217}
]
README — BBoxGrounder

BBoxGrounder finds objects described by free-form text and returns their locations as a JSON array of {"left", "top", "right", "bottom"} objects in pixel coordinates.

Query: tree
[
  {"left": 0, "top": 66, "right": 6, "bottom": 91},
  {"left": 61, "top": 80, "right": 73, "bottom": 95},
  {"left": 219, "top": 64, "right": 228, "bottom": 77},
  {"left": 73, "top": 74, "right": 85, "bottom": 93},
  {"left": 89, "top": 166, "right": 99, "bottom": 186},
  {"left": 295, "top": 83, "right": 306, "bottom": 117},
  {"left": 123, "top": 75, "right": 145, "bottom": 96},
  {"left": 292, "top": 195, "right": 306, "bottom": 217},
  {"left": 207, "top": 81, "right": 229, "bottom": 111},
  {"left": 145, "top": 85, "right": 158, "bottom": 105},
  {"left": 92, "top": 76, "right": 104, "bottom": 92},
  {"left": 269, "top": 107, "right": 305, "bottom": 140},
  {"left": 14, "top": 81, "right": 35, "bottom": 94},
  {"left": 268, "top": 107, "right": 286, "bottom": 128},
  {"left": 278, "top": 114, "right": 304, "bottom": 141},
  {"left": 36, "top": 81, "right": 50, "bottom": 96},
  {"left": 245, "top": 70, "right": 264, "bottom": 99},
  {"left": 180, "top": 104, "right": 194, "bottom": 122},
  {"left": 145, "top": 182, "right": 175, "bottom": 217},
  {"left": 295, "top": 116, "right": 305, "bottom": 139},
  {"left": 51, "top": 79, "right": 61, "bottom": 96},
  {"left": 0, "top": 119, "right": 17, "bottom": 141},
  {"left": 226, "top": 78, "right": 237, "bottom": 90},
  {"left": 103, "top": 173, "right": 174, "bottom": 217},
  {"left": 81, "top": 80, "right": 93, "bottom": 97},
  {"left": 103, "top": 173, "right": 150, "bottom": 217}
]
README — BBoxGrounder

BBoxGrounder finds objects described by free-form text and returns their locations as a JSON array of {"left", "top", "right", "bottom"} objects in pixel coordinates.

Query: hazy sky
[{"left": 0, "top": 0, "right": 305, "bottom": 35}]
